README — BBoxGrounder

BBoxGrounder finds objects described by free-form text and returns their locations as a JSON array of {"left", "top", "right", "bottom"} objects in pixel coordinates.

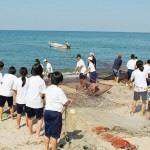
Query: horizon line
[{"left": 0, "top": 29, "right": 150, "bottom": 34}]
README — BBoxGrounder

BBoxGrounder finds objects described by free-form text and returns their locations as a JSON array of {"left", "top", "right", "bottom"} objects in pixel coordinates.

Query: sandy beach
[{"left": 0, "top": 76, "right": 150, "bottom": 150}]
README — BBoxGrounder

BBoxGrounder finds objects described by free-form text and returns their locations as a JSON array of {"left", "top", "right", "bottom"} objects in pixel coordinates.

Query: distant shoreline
[{"left": 0, "top": 29, "right": 150, "bottom": 34}]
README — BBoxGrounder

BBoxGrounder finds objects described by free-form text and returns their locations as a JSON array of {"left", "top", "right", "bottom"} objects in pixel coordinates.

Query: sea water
[{"left": 0, "top": 30, "right": 150, "bottom": 73}]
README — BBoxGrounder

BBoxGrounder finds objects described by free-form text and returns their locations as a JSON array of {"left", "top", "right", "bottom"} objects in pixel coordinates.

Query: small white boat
[{"left": 48, "top": 41, "right": 71, "bottom": 49}]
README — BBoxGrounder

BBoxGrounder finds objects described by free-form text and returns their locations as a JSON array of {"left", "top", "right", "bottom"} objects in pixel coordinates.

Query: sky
[{"left": 0, "top": 0, "right": 150, "bottom": 32}]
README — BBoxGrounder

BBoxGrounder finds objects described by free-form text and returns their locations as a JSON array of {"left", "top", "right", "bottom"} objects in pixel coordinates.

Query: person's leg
[
  {"left": 0, "top": 96, "right": 6, "bottom": 121},
  {"left": 141, "top": 101, "right": 146, "bottom": 116},
  {"left": 7, "top": 97, "right": 14, "bottom": 119},
  {"left": 0, "top": 107, "right": 3, "bottom": 121},
  {"left": 35, "top": 108, "right": 44, "bottom": 138},
  {"left": 17, "top": 114, "right": 21, "bottom": 129},
  {"left": 50, "top": 137, "right": 57, "bottom": 150},
  {"left": 36, "top": 118, "right": 43, "bottom": 138},
  {"left": 28, "top": 118, "right": 33, "bottom": 135},
  {"left": 141, "top": 92, "right": 147, "bottom": 115},
  {"left": 25, "top": 113, "right": 28, "bottom": 127},
  {"left": 9, "top": 106, "right": 14, "bottom": 119},
  {"left": 45, "top": 136, "right": 50, "bottom": 150},
  {"left": 130, "top": 100, "right": 137, "bottom": 114},
  {"left": 26, "top": 107, "right": 34, "bottom": 135}
]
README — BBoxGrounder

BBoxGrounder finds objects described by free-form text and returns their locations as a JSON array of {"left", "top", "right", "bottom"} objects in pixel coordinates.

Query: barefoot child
[
  {"left": 74, "top": 54, "right": 87, "bottom": 89},
  {"left": 87, "top": 56, "right": 97, "bottom": 93},
  {"left": 13, "top": 67, "right": 29, "bottom": 128},
  {"left": 44, "top": 71, "right": 69, "bottom": 150},
  {"left": 129, "top": 60, "right": 147, "bottom": 115},
  {"left": 0, "top": 66, "right": 17, "bottom": 121},
  {"left": 25, "top": 63, "right": 46, "bottom": 137}
]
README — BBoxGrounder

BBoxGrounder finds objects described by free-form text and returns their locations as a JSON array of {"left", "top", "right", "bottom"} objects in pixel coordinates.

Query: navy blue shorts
[
  {"left": 79, "top": 73, "right": 87, "bottom": 80},
  {"left": 127, "top": 69, "right": 134, "bottom": 80},
  {"left": 26, "top": 106, "right": 43, "bottom": 119},
  {"left": 0, "top": 96, "right": 13, "bottom": 107},
  {"left": 44, "top": 110, "right": 62, "bottom": 139},
  {"left": 16, "top": 104, "right": 26, "bottom": 114},
  {"left": 90, "top": 71, "right": 97, "bottom": 83}
]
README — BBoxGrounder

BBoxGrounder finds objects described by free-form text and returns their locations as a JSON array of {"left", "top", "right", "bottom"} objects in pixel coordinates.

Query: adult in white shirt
[
  {"left": 144, "top": 59, "right": 150, "bottom": 77},
  {"left": 13, "top": 67, "right": 29, "bottom": 129},
  {"left": 43, "top": 59, "right": 53, "bottom": 75},
  {"left": 75, "top": 54, "right": 87, "bottom": 88},
  {"left": 126, "top": 54, "right": 137, "bottom": 80},
  {"left": 44, "top": 71, "right": 69, "bottom": 150},
  {"left": 87, "top": 57, "right": 97, "bottom": 93},
  {"left": 129, "top": 60, "right": 147, "bottom": 115},
  {"left": 0, "top": 66, "right": 17, "bottom": 121},
  {"left": 25, "top": 64, "right": 46, "bottom": 137}
]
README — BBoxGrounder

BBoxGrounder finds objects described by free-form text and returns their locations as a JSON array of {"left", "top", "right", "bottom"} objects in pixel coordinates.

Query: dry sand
[{"left": 0, "top": 78, "right": 150, "bottom": 150}]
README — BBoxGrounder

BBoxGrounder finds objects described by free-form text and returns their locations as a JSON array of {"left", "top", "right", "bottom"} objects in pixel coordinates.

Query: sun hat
[
  {"left": 43, "top": 59, "right": 48, "bottom": 62},
  {"left": 88, "top": 56, "right": 93, "bottom": 61}
]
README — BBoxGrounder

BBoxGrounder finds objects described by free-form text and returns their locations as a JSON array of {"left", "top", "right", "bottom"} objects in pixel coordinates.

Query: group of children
[
  {"left": 112, "top": 53, "right": 150, "bottom": 118},
  {"left": 74, "top": 53, "right": 97, "bottom": 93},
  {"left": 0, "top": 61, "right": 69, "bottom": 150}
]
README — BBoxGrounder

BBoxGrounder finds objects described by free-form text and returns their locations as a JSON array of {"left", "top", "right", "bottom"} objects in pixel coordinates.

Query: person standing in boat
[
  {"left": 74, "top": 54, "right": 87, "bottom": 89},
  {"left": 112, "top": 54, "right": 122, "bottom": 83},
  {"left": 43, "top": 59, "right": 53, "bottom": 77}
]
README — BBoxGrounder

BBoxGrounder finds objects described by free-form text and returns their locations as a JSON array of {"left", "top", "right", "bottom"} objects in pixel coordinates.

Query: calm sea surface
[{"left": 0, "top": 30, "right": 150, "bottom": 73}]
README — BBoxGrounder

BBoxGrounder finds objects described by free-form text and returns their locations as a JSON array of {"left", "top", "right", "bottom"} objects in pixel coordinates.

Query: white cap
[
  {"left": 88, "top": 56, "right": 93, "bottom": 61},
  {"left": 89, "top": 52, "right": 95, "bottom": 56},
  {"left": 43, "top": 59, "right": 48, "bottom": 62}
]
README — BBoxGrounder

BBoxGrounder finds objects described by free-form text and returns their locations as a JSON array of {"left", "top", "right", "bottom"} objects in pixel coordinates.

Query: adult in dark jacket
[{"left": 112, "top": 54, "right": 122, "bottom": 82}]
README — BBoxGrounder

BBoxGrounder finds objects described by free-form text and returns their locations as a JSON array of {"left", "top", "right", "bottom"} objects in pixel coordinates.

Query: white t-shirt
[
  {"left": 46, "top": 62, "right": 53, "bottom": 73},
  {"left": 131, "top": 69, "right": 147, "bottom": 92},
  {"left": 44, "top": 85, "right": 68, "bottom": 112},
  {"left": 88, "top": 62, "right": 96, "bottom": 72},
  {"left": 144, "top": 64, "right": 150, "bottom": 76},
  {"left": 0, "top": 74, "right": 17, "bottom": 97},
  {"left": 25, "top": 76, "right": 46, "bottom": 108},
  {"left": 13, "top": 77, "right": 29, "bottom": 104},
  {"left": 76, "top": 59, "right": 86, "bottom": 74},
  {"left": 127, "top": 59, "right": 136, "bottom": 70}
]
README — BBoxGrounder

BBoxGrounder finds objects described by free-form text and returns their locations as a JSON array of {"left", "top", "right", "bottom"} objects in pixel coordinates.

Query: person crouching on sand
[
  {"left": 25, "top": 63, "right": 46, "bottom": 138},
  {"left": 0, "top": 66, "right": 17, "bottom": 121},
  {"left": 128, "top": 60, "right": 147, "bottom": 115},
  {"left": 44, "top": 71, "right": 70, "bottom": 150},
  {"left": 13, "top": 67, "right": 29, "bottom": 129},
  {"left": 74, "top": 54, "right": 87, "bottom": 89},
  {"left": 86, "top": 56, "right": 97, "bottom": 93},
  {"left": 112, "top": 54, "right": 122, "bottom": 83}
]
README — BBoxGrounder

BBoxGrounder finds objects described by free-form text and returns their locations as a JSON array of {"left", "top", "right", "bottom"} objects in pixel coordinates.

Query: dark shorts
[
  {"left": 26, "top": 106, "right": 44, "bottom": 119},
  {"left": 127, "top": 69, "right": 134, "bottom": 80},
  {"left": 112, "top": 69, "right": 119, "bottom": 77},
  {"left": 134, "top": 91, "right": 147, "bottom": 101},
  {"left": 90, "top": 71, "right": 97, "bottom": 83},
  {"left": 79, "top": 73, "right": 87, "bottom": 80},
  {"left": 0, "top": 96, "right": 13, "bottom": 107},
  {"left": 44, "top": 110, "right": 62, "bottom": 139},
  {"left": 16, "top": 104, "right": 26, "bottom": 114}
]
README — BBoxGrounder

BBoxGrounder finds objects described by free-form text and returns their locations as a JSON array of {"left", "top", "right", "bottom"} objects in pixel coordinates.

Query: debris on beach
[{"left": 92, "top": 126, "right": 137, "bottom": 150}]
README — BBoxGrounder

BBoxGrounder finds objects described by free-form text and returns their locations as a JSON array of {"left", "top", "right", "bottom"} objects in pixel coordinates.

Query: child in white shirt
[
  {"left": 129, "top": 60, "right": 147, "bottom": 115},
  {"left": 75, "top": 54, "right": 87, "bottom": 89},
  {"left": 0, "top": 66, "right": 16, "bottom": 121},
  {"left": 44, "top": 71, "right": 69, "bottom": 150},
  {"left": 87, "top": 56, "right": 97, "bottom": 93},
  {"left": 25, "top": 64, "right": 46, "bottom": 138},
  {"left": 13, "top": 67, "right": 29, "bottom": 129}
]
